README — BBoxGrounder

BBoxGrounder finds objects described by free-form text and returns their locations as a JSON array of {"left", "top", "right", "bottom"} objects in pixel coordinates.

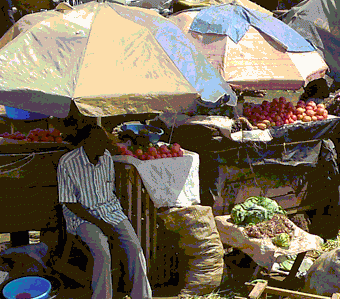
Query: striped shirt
[{"left": 57, "top": 146, "right": 127, "bottom": 235}]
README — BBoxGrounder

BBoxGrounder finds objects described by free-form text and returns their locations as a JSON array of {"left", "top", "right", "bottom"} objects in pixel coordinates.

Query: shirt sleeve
[
  {"left": 107, "top": 152, "right": 116, "bottom": 193},
  {"left": 57, "top": 162, "right": 77, "bottom": 204}
]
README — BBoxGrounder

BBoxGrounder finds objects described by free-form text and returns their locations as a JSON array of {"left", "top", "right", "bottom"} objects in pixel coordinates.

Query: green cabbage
[
  {"left": 230, "top": 196, "right": 286, "bottom": 226},
  {"left": 272, "top": 233, "right": 291, "bottom": 248}
]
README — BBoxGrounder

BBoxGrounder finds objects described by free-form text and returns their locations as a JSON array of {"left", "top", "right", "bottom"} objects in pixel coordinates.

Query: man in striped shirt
[{"left": 57, "top": 124, "right": 152, "bottom": 299}]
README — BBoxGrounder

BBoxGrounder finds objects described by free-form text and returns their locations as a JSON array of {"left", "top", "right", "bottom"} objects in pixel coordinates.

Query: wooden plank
[
  {"left": 287, "top": 252, "right": 307, "bottom": 279},
  {"left": 135, "top": 167, "right": 142, "bottom": 244},
  {"left": 125, "top": 165, "right": 133, "bottom": 221},
  {"left": 245, "top": 283, "right": 334, "bottom": 299},
  {"left": 145, "top": 192, "right": 151, "bottom": 272},
  {"left": 249, "top": 281, "right": 268, "bottom": 299}
]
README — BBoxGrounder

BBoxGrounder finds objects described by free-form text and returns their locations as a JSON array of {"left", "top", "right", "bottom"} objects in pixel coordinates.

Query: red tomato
[
  {"left": 140, "top": 154, "right": 147, "bottom": 160},
  {"left": 56, "top": 136, "right": 64, "bottom": 143},
  {"left": 167, "top": 153, "right": 172, "bottom": 158},
  {"left": 155, "top": 154, "right": 161, "bottom": 159},
  {"left": 49, "top": 128, "right": 61, "bottom": 137},
  {"left": 117, "top": 144, "right": 128, "bottom": 154},
  {"left": 171, "top": 153, "right": 178, "bottom": 157},
  {"left": 147, "top": 155, "right": 155, "bottom": 160},
  {"left": 177, "top": 150, "right": 184, "bottom": 157},
  {"left": 159, "top": 144, "right": 170, "bottom": 154},
  {"left": 161, "top": 154, "right": 167, "bottom": 159},
  {"left": 125, "top": 150, "right": 134, "bottom": 156},
  {"left": 170, "top": 143, "right": 181, "bottom": 153},
  {"left": 135, "top": 149, "right": 143, "bottom": 156},
  {"left": 148, "top": 147, "right": 157, "bottom": 156}
]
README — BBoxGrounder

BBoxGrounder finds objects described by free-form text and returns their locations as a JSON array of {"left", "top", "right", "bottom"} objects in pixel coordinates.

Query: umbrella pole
[{"left": 97, "top": 117, "right": 102, "bottom": 127}]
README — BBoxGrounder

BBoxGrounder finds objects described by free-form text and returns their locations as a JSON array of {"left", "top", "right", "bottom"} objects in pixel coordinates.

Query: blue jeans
[{"left": 76, "top": 219, "right": 152, "bottom": 299}]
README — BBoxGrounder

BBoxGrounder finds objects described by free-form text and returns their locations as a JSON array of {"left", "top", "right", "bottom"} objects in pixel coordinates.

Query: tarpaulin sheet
[
  {"left": 189, "top": 4, "right": 315, "bottom": 52},
  {"left": 282, "top": 0, "right": 340, "bottom": 82}
]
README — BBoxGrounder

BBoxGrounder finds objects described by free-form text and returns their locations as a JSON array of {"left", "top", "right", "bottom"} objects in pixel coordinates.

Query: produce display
[
  {"left": 244, "top": 214, "right": 294, "bottom": 239},
  {"left": 0, "top": 128, "right": 63, "bottom": 143},
  {"left": 243, "top": 97, "right": 329, "bottom": 130},
  {"left": 115, "top": 142, "right": 183, "bottom": 160},
  {"left": 231, "top": 196, "right": 294, "bottom": 248}
]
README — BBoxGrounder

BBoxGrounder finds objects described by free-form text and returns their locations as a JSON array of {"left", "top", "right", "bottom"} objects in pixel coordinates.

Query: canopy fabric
[
  {"left": 169, "top": 4, "right": 329, "bottom": 90},
  {"left": 0, "top": 1, "right": 236, "bottom": 118},
  {"left": 189, "top": 4, "right": 315, "bottom": 52},
  {"left": 282, "top": 0, "right": 340, "bottom": 82}
]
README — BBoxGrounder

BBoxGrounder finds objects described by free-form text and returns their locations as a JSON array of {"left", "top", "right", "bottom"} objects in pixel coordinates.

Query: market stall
[
  {"left": 153, "top": 99, "right": 340, "bottom": 219},
  {"left": 146, "top": 98, "right": 340, "bottom": 292}
]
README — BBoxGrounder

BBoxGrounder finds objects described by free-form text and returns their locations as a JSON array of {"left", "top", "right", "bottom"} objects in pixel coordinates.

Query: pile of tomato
[
  {"left": 0, "top": 128, "right": 63, "bottom": 143},
  {"left": 116, "top": 143, "right": 183, "bottom": 160}
]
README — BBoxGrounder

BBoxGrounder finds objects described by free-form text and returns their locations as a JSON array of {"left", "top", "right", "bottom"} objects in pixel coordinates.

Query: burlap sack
[
  {"left": 158, "top": 205, "right": 224, "bottom": 295},
  {"left": 304, "top": 248, "right": 340, "bottom": 296}
]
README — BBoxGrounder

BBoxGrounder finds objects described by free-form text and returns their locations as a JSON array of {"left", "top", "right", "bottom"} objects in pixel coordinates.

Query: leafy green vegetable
[
  {"left": 272, "top": 233, "right": 291, "bottom": 249},
  {"left": 231, "top": 196, "right": 286, "bottom": 226}
]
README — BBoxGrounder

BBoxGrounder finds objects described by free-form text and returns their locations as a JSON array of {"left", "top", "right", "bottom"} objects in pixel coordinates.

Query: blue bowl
[
  {"left": 5, "top": 107, "right": 49, "bottom": 120},
  {"left": 3, "top": 276, "right": 52, "bottom": 299},
  {"left": 121, "top": 123, "right": 164, "bottom": 144}
]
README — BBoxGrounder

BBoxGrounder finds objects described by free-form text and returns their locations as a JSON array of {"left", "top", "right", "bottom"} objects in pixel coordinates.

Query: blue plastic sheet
[{"left": 190, "top": 4, "right": 316, "bottom": 52}]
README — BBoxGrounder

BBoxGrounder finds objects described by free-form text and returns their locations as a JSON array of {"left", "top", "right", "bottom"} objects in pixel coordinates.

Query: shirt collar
[{"left": 79, "top": 146, "right": 110, "bottom": 166}]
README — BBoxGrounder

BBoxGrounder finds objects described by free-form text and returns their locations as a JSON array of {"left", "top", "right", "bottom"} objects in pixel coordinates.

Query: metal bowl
[{"left": 121, "top": 123, "right": 164, "bottom": 144}]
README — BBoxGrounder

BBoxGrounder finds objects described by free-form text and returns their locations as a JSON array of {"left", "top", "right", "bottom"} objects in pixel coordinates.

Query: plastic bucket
[
  {"left": 5, "top": 107, "right": 49, "bottom": 120},
  {"left": 2, "top": 276, "right": 52, "bottom": 299}
]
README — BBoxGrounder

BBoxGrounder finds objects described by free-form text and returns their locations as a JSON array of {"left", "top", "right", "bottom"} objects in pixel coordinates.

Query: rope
[
  {"left": 0, "top": 149, "right": 68, "bottom": 157},
  {"left": 0, "top": 149, "right": 69, "bottom": 175},
  {"left": 0, "top": 153, "right": 35, "bottom": 175},
  {"left": 245, "top": 150, "right": 265, "bottom": 196},
  {"left": 0, "top": 153, "right": 34, "bottom": 169},
  {"left": 168, "top": 112, "right": 178, "bottom": 145},
  {"left": 210, "top": 138, "right": 321, "bottom": 154}
]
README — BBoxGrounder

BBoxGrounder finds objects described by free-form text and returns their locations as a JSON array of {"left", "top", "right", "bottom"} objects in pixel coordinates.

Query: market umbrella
[
  {"left": 169, "top": 3, "right": 329, "bottom": 90},
  {"left": 281, "top": 0, "right": 340, "bottom": 83},
  {"left": 0, "top": 1, "right": 236, "bottom": 118}
]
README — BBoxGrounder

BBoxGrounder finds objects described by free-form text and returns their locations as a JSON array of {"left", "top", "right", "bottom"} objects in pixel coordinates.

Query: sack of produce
[
  {"left": 158, "top": 205, "right": 224, "bottom": 296},
  {"left": 304, "top": 237, "right": 340, "bottom": 296},
  {"left": 215, "top": 197, "right": 323, "bottom": 270}
]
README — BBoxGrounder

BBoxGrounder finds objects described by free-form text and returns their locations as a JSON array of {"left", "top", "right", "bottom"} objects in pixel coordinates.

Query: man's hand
[{"left": 65, "top": 203, "right": 114, "bottom": 238}]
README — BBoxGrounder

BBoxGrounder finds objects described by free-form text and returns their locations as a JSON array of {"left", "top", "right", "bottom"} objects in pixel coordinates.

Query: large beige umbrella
[
  {"left": 169, "top": 3, "right": 329, "bottom": 91},
  {"left": 0, "top": 1, "right": 236, "bottom": 118}
]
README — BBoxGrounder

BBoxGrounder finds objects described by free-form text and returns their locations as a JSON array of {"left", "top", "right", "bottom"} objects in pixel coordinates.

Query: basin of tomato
[{"left": 116, "top": 143, "right": 183, "bottom": 160}]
